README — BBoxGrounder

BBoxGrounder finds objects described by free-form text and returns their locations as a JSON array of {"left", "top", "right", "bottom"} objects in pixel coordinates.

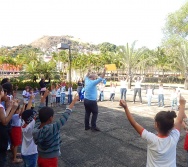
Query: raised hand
[
  {"left": 12, "top": 101, "right": 19, "bottom": 111},
  {"left": 119, "top": 100, "right": 127, "bottom": 109},
  {"left": 30, "top": 94, "right": 35, "bottom": 100},
  {"left": 179, "top": 96, "right": 186, "bottom": 106}
]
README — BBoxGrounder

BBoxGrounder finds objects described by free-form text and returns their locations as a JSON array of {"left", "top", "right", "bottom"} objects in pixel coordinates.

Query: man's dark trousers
[{"left": 84, "top": 99, "right": 98, "bottom": 129}]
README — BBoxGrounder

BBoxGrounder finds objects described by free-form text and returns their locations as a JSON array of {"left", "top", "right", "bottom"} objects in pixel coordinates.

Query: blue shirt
[{"left": 84, "top": 76, "right": 103, "bottom": 100}]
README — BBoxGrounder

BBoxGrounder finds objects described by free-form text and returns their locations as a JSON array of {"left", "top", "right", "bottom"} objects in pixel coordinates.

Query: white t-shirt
[
  {"left": 147, "top": 89, "right": 153, "bottom": 97},
  {"left": 0, "top": 104, "right": 6, "bottom": 122},
  {"left": 61, "top": 86, "right": 66, "bottom": 93},
  {"left": 135, "top": 81, "right": 142, "bottom": 88},
  {"left": 21, "top": 119, "right": 38, "bottom": 155},
  {"left": 120, "top": 80, "right": 128, "bottom": 89},
  {"left": 51, "top": 89, "right": 56, "bottom": 97},
  {"left": 171, "top": 92, "right": 177, "bottom": 100},
  {"left": 22, "top": 90, "right": 30, "bottom": 103},
  {"left": 110, "top": 86, "right": 116, "bottom": 93},
  {"left": 158, "top": 87, "right": 164, "bottom": 95},
  {"left": 11, "top": 114, "right": 21, "bottom": 127},
  {"left": 142, "top": 129, "right": 180, "bottom": 167},
  {"left": 56, "top": 88, "right": 61, "bottom": 97}
]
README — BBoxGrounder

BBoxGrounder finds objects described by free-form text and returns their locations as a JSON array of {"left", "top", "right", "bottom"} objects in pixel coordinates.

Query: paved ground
[{"left": 6, "top": 87, "right": 188, "bottom": 167}]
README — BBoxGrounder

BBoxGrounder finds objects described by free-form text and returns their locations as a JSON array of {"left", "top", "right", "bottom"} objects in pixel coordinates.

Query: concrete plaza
[{"left": 7, "top": 87, "right": 188, "bottom": 167}]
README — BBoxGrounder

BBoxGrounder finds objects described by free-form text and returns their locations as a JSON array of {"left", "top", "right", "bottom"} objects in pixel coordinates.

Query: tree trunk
[
  {"left": 128, "top": 79, "right": 131, "bottom": 89},
  {"left": 128, "top": 67, "right": 131, "bottom": 89}
]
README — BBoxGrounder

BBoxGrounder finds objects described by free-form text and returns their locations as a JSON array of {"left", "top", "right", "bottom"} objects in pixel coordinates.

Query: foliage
[
  {"left": 116, "top": 41, "right": 149, "bottom": 75},
  {"left": 98, "top": 42, "right": 117, "bottom": 53},
  {"left": 163, "top": 2, "right": 188, "bottom": 38}
]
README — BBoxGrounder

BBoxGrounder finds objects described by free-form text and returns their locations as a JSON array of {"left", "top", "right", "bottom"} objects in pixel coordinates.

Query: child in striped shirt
[{"left": 32, "top": 90, "right": 78, "bottom": 167}]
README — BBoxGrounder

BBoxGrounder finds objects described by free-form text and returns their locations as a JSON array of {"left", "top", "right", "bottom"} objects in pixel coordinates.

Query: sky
[{"left": 0, "top": 0, "right": 187, "bottom": 49}]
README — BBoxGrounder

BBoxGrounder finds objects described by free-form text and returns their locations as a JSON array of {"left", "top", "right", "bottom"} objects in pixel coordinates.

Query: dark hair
[
  {"left": 38, "top": 107, "right": 54, "bottom": 123},
  {"left": 1, "top": 78, "right": 9, "bottom": 85},
  {"left": 155, "top": 111, "right": 177, "bottom": 135},
  {"left": 2, "top": 82, "right": 13, "bottom": 95},
  {"left": 0, "top": 85, "right": 3, "bottom": 92}
]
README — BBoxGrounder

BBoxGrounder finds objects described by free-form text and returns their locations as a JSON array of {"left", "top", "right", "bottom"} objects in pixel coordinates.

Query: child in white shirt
[
  {"left": 109, "top": 82, "right": 116, "bottom": 102},
  {"left": 22, "top": 86, "right": 30, "bottom": 104},
  {"left": 158, "top": 83, "right": 164, "bottom": 107},
  {"left": 120, "top": 96, "right": 186, "bottom": 167},
  {"left": 50, "top": 85, "right": 56, "bottom": 107},
  {"left": 98, "top": 82, "right": 105, "bottom": 102},
  {"left": 56, "top": 85, "right": 61, "bottom": 107},
  {"left": 21, "top": 95, "right": 38, "bottom": 167},
  {"left": 146, "top": 85, "right": 154, "bottom": 106},
  {"left": 170, "top": 88, "right": 178, "bottom": 111},
  {"left": 60, "top": 84, "right": 66, "bottom": 105}
]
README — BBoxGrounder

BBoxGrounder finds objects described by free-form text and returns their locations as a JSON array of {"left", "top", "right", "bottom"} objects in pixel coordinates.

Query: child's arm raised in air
[
  {"left": 57, "top": 94, "right": 79, "bottom": 128},
  {"left": 0, "top": 101, "right": 18, "bottom": 125},
  {"left": 119, "top": 100, "right": 144, "bottom": 135},
  {"left": 33, "top": 89, "right": 50, "bottom": 129},
  {"left": 26, "top": 94, "right": 35, "bottom": 110},
  {"left": 174, "top": 96, "right": 186, "bottom": 131}
]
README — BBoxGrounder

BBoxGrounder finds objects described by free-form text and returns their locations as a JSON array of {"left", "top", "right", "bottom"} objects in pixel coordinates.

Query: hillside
[{"left": 30, "top": 35, "right": 99, "bottom": 53}]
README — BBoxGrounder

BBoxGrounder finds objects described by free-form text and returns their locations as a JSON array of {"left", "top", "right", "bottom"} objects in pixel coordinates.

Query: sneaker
[{"left": 91, "top": 127, "right": 101, "bottom": 132}]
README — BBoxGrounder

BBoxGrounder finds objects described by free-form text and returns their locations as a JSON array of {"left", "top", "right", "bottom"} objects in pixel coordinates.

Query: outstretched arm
[
  {"left": 119, "top": 100, "right": 144, "bottom": 135},
  {"left": 100, "top": 67, "right": 107, "bottom": 79},
  {"left": 174, "top": 96, "right": 186, "bottom": 131},
  {"left": 56, "top": 94, "right": 79, "bottom": 128},
  {"left": 26, "top": 94, "right": 35, "bottom": 110}
]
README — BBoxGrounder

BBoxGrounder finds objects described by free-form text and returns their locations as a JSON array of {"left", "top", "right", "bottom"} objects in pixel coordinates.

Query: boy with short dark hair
[{"left": 32, "top": 90, "right": 78, "bottom": 167}]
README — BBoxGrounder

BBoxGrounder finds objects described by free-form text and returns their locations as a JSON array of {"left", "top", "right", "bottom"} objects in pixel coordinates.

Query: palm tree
[
  {"left": 154, "top": 47, "right": 172, "bottom": 79},
  {"left": 116, "top": 41, "right": 148, "bottom": 88}
]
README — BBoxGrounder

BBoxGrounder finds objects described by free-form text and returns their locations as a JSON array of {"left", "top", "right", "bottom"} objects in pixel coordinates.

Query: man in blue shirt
[{"left": 84, "top": 68, "right": 106, "bottom": 131}]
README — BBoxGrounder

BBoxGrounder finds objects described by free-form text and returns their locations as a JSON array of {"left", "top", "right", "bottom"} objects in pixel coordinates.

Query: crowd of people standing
[{"left": 0, "top": 71, "right": 187, "bottom": 167}]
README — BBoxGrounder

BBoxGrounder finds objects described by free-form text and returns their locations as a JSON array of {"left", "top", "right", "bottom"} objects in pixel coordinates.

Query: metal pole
[
  {"left": 69, "top": 46, "right": 72, "bottom": 103},
  {"left": 69, "top": 46, "right": 72, "bottom": 85}
]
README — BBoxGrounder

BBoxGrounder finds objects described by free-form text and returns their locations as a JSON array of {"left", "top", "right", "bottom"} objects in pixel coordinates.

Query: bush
[
  {"left": 11, "top": 81, "right": 78, "bottom": 91},
  {"left": 12, "top": 81, "right": 40, "bottom": 90}
]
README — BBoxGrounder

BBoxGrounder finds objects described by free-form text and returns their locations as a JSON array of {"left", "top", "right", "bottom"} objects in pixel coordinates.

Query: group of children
[
  {"left": 146, "top": 83, "right": 181, "bottom": 109},
  {"left": 22, "top": 82, "right": 73, "bottom": 109},
  {"left": 0, "top": 82, "right": 79, "bottom": 167},
  {"left": 98, "top": 82, "right": 182, "bottom": 111},
  {"left": 0, "top": 77, "right": 188, "bottom": 167},
  {"left": 49, "top": 83, "right": 66, "bottom": 107}
]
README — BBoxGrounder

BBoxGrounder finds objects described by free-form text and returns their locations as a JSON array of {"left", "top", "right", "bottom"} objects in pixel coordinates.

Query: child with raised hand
[
  {"left": 22, "top": 86, "right": 30, "bottom": 104},
  {"left": 170, "top": 88, "right": 178, "bottom": 111},
  {"left": 119, "top": 96, "right": 186, "bottom": 167},
  {"left": 32, "top": 90, "right": 79, "bottom": 167},
  {"left": 0, "top": 85, "right": 19, "bottom": 167},
  {"left": 109, "top": 82, "right": 116, "bottom": 102},
  {"left": 10, "top": 101, "right": 25, "bottom": 163},
  {"left": 21, "top": 94, "right": 38, "bottom": 167}
]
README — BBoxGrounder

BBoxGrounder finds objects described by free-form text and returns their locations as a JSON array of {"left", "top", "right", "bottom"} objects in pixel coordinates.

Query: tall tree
[
  {"left": 175, "top": 41, "right": 188, "bottom": 89},
  {"left": 162, "top": 1, "right": 188, "bottom": 50},
  {"left": 117, "top": 41, "right": 148, "bottom": 88},
  {"left": 163, "top": 2, "right": 188, "bottom": 38}
]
